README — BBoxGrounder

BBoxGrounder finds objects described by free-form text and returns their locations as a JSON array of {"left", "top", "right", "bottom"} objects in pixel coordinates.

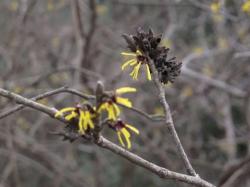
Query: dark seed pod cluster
[{"left": 122, "top": 28, "right": 182, "bottom": 84}]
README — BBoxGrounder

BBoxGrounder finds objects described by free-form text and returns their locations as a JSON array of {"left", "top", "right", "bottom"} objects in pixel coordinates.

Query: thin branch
[
  {"left": 0, "top": 87, "right": 162, "bottom": 123},
  {"left": 71, "top": 0, "right": 98, "bottom": 86},
  {"left": 0, "top": 87, "right": 94, "bottom": 120},
  {"left": 80, "top": 0, "right": 97, "bottom": 75},
  {"left": 181, "top": 50, "right": 246, "bottom": 98},
  {"left": 182, "top": 67, "right": 246, "bottom": 98},
  {"left": 29, "top": 66, "right": 103, "bottom": 87},
  {"left": 0, "top": 88, "right": 215, "bottom": 187},
  {"left": 0, "top": 88, "right": 63, "bottom": 121},
  {"left": 97, "top": 136, "right": 215, "bottom": 187},
  {"left": 72, "top": 0, "right": 85, "bottom": 39},
  {"left": 148, "top": 59, "right": 198, "bottom": 176},
  {"left": 119, "top": 104, "right": 164, "bottom": 122}
]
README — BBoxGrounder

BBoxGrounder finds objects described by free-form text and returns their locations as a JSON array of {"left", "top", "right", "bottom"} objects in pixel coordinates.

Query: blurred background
[{"left": 0, "top": 0, "right": 250, "bottom": 186}]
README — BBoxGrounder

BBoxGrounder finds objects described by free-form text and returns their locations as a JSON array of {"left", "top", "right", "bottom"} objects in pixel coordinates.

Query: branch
[
  {"left": 72, "top": 0, "right": 85, "bottom": 39},
  {"left": 119, "top": 104, "right": 164, "bottom": 122},
  {"left": 97, "top": 137, "right": 215, "bottom": 187},
  {"left": 182, "top": 67, "right": 246, "bottom": 98},
  {"left": 0, "top": 88, "right": 215, "bottom": 187},
  {"left": 148, "top": 59, "right": 198, "bottom": 176},
  {"left": 29, "top": 66, "right": 103, "bottom": 87},
  {"left": 71, "top": 0, "right": 98, "bottom": 86},
  {"left": 0, "top": 88, "right": 64, "bottom": 122},
  {"left": 0, "top": 87, "right": 94, "bottom": 120},
  {"left": 0, "top": 87, "right": 161, "bottom": 122}
]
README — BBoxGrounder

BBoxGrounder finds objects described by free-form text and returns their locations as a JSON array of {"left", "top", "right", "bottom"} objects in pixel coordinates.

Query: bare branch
[
  {"left": 182, "top": 67, "right": 246, "bottom": 98},
  {"left": 0, "top": 88, "right": 65, "bottom": 123},
  {"left": 0, "top": 87, "right": 94, "bottom": 120},
  {"left": 0, "top": 88, "right": 215, "bottom": 187},
  {"left": 97, "top": 136, "right": 215, "bottom": 187},
  {"left": 119, "top": 104, "right": 164, "bottom": 122}
]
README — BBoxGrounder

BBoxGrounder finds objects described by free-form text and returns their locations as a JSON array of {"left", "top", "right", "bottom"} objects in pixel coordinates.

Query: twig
[
  {"left": 71, "top": 0, "right": 98, "bottom": 87},
  {"left": 0, "top": 87, "right": 94, "bottom": 120},
  {"left": 0, "top": 88, "right": 63, "bottom": 121},
  {"left": 0, "top": 87, "right": 162, "bottom": 123},
  {"left": 97, "top": 136, "right": 215, "bottom": 187},
  {"left": 182, "top": 67, "right": 246, "bottom": 98},
  {"left": 147, "top": 59, "right": 198, "bottom": 176},
  {"left": 72, "top": 0, "right": 85, "bottom": 39},
  {"left": 119, "top": 104, "right": 164, "bottom": 122},
  {"left": 0, "top": 88, "right": 215, "bottom": 187},
  {"left": 29, "top": 66, "right": 102, "bottom": 86},
  {"left": 79, "top": 0, "right": 97, "bottom": 83}
]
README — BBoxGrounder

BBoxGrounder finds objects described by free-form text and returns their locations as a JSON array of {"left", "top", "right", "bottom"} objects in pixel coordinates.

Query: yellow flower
[
  {"left": 121, "top": 50, "right": 152, "bottom": 81},
  {"left": 78, "top": 110, "right": 95, "bottom": 134},
  {"left": 54, "top": 107, "right": 76, "bottom": 119},
  {"left": 55, "top": 106, "right": 95, "bottom": 134},
  {"left": 113, "top": 120, "right": 139, "bottom": 149},
  {"left": 242, "top": 1, "right": 250, "bottom": 14},
  {"left": 99, "top": 102, "right": 120, "bottom": 121},
  {"left": 210, "top": 2, "right": 221, "bottom": 13},
  {"left": 98, "top": 87, "right": 136, "bottom": 120}
]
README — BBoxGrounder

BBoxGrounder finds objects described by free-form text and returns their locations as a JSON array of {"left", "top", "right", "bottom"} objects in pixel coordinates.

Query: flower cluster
[
  {"left": 121, "top": 28, "right": 182, "bottom": 84},
  {"left": 98, "top": 87, "right": 136, "bottom": 120},
  {"left": 98, "top": 87, "right": 139, "bottom": 148},
  {"left": 55, "top": 103, "right": 95, "bottom": 134},
  {"left": 55, "top": 87, "right": 139, "bottom": 149},
  {"left": 55, "top": 28, "right": 182, "bottom": 149},
  {"left": 121, "top": 50, "right": 152, "bottom": 80},
  {"left": 108, "top": 120, "right": 139, "bottom": 149}
]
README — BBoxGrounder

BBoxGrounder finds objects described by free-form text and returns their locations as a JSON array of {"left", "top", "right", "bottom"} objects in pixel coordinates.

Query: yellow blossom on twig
[
  {"left": 54, "top": 105, "right": 95, "bottom": 134},
  {"left": 112, "top": 120, "right": 139, "bottom": 149},
  {"left": 121, "top": 50, "right": 152, "bottom": 81},
  {"left": 98, "top": 87, "right": 136, "bottom": 120}
]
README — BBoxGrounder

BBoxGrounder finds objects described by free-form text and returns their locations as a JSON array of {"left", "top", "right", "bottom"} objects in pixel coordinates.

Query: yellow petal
[
  {"left": 88, "top": 118, "right": 95, "bottom": 129},
  {"left": 130, "top": 63, "right": 141, "bottom": 80},
  {"left": 121, "top": 52, "right": 136, "bottom": 56},
  {"left": 117, "top": 131, "right": 125, "bottom": 147},
  {"left": 54, "top": 107, "right": 75, "bottom": 117},
  {"left": 125, "top": 124, "right": 139, "bottom": 134},
  {"left": 129, "top": 68, "right": 136, "bottom": 79},
  {"left": 133, "top": 63, "right": 141, "bottom": 80},
  {"left": 129, "top": 60, "right": 137, "bottom": 66},
  {"left": 136, "top": 50, "right": 142, "bottom": 55},
  {"left": 116, "top": 97, "right": 132, "bottom": 108},
  {"left": 145, "top": 64, "right": 152, "bottom": 81},
  {"left": 135, "top": 63, "right": 141, "bottom": 78},
  {"left": 107, "top": 104, "right": 116, "bottom": 120},
  {"left": 97, "top": 103, "right": 105, "bottom": 113},
  {"left": 113, "top": 103, "right": 121, "bottom": 117},
  {"left": 121, "top": 59, "right": 136, "bottom": 70},
  {"left": 86, "top": 111, "right": 94, "bottom": 129},
  {"left": 78, "top": 111, "right": 85, "bottom": 134},
  {"left": 116, "top": 87, "right": 137, "bottom": 94},
  {"left": 65, "top": 111, "right": 77, "bottom": 121},
  {"left": 83, "top": 111, "right": 89, "bottom": 130},
  {"left": 121, "top": 128, "right": 131, "bottom": 149}
]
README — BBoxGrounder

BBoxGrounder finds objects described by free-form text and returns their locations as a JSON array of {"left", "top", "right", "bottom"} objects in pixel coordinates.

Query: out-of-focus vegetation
[{"left": 0, "top": 0, "right": 250, "bottom": 186}]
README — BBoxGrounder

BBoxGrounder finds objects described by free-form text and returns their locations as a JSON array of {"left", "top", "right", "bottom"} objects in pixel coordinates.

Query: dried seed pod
[{"left": 122, "top": 27, "right": 182, "bottom": 84}]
